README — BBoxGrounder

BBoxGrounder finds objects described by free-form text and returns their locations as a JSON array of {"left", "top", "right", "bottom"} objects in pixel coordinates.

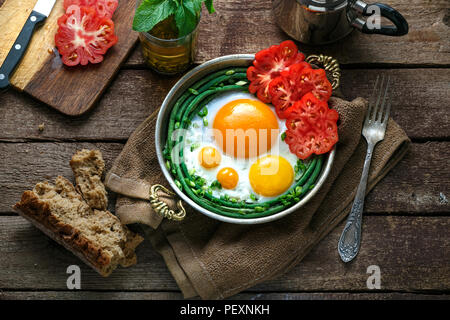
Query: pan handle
[
  {"left": 305, "top": 54, "right": 341, "bottom": 90},
  {"left": 149, "top": 184, "right": 186, "bottom": 221}
]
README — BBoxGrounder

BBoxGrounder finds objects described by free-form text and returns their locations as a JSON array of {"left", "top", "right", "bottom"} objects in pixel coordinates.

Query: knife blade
[
  {"left": 0, "top": 0, "right": 57, "bottom": 89},
  {"left": 33, "top": 0, "right": 57, "bottom": 17}
]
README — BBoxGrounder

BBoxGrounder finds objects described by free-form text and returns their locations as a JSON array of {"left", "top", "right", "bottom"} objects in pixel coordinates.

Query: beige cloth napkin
[{"left": 105, "top": 96, "right": 410, "bottom": 299}]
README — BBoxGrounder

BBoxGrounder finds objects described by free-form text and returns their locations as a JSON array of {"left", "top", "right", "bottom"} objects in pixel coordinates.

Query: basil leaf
[
  {"left": 133, "top": 0, "right": 177, "bottom": 32},
  {"left": 193, "top": 0, "right": 203, "bottom": 13},
  {"left": 204, "top": 0, "right": 215, "bottom": 13},
  {"left": 174, "top": 4, "right": 186, "bottom": 34},
  {"left": 183, "top": 0, "right": 199, "bottom": 17},
  {"left": 175, "top": 3, "right": 198, "bottom": 36}
]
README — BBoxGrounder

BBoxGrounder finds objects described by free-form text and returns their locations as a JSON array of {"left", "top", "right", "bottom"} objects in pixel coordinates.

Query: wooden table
[{"left": 1, "top": 0, "right": 449, "bottom": 300}]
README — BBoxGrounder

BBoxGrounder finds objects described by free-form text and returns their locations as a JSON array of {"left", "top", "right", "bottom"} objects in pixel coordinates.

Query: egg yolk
[
  {"left": 198, "top": 146, "right": 221, "bottom": 169},
  {"left": 216, "top": 167, "right": 239, "bottom": 190},
  {"left": 213, "top": 99, "right": 279, "bottom": 159},
  {"left": 249, "top": 155, "right": 294, "bottom": 197}
]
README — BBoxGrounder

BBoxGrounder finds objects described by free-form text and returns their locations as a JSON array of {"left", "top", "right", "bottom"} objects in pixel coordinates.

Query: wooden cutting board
[{"left": 0, "top": 0, "right": 139, "bottom": 116}]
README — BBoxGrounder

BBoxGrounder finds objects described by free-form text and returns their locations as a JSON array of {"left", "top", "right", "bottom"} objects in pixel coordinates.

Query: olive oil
[{"left": 139, "top": 17, "right": 198, "bottom": 75}]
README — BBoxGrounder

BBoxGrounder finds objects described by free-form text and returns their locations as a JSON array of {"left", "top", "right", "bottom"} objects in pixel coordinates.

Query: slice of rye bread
[
  {"left": 14, "top": 176, "right": 144, "bottom": 277},
  {"left": 70, "top": 149, "right": 108, "bottom": 210}
]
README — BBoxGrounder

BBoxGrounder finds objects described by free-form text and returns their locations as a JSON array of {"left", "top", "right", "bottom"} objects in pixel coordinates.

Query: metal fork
[{"left": 338, "top": 75, "right": 391, "bottom": 263}]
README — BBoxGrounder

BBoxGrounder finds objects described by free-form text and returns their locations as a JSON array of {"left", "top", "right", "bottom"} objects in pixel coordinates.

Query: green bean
[{"left": 197, "top": 73, "right": 247, "bottom": 93}]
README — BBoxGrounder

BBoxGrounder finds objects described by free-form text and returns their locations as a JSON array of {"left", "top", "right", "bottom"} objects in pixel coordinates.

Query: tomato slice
[
  {"left": 285, "top": 131, "right": 316, "bottom": 160},
  {"left": 63, "top": 0, "right": 96, "bottom": 9},
  {"left": 268, "top": 62, "right": 313, "bottom": 118},
  {"left": 55, "top": 5, "right": 118, "bottom": 66},
  {"left": 283, "top": 93, "right": 339, "bottom": 159},
  {"left": 300, "top": 68, "right": 333, "bottom": 101},
  {"left": 269, "top": 63, "right": 332, "bottom": 118},
  {"left": 247, "top": 40, "right": 305, "bottom": 103},
  {"left": 314, "top": 129, "right": 338, "bottom": 154},
  {"left": 63, "top": 0, "right": 118, "bottom": 19},
  {"left": 284, "top": 92, "right": 329, "bottom": 123}
]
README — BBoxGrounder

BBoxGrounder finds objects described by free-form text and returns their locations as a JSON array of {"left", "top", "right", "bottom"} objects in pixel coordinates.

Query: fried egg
[{"left": 183, "top": 91, "right": 299, "bottom": 203}]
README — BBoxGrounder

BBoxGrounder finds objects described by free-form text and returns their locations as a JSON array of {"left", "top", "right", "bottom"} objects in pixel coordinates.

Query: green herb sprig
[{"left": 133, "top": 0, "right": 215, "bottom": 36}]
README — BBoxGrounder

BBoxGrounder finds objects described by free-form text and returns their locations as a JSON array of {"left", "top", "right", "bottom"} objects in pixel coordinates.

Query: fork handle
[{"left": 338, "top": 142, "right": 375, "bottom": 262}]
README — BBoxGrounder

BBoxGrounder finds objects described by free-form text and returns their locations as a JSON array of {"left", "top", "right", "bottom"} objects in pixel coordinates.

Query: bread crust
[
  {"left": 14, "top": 190, "right": 114, "bottom": 277},
  {"left": 14, "top": 178, "right": 144, "bottom": 277}
]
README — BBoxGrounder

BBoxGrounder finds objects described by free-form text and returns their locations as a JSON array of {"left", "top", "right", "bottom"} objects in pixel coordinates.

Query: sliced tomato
[
  {"left": 63, "top": 0, "right": 96, "bottom": 9},
  {"left": 63, "top": 0, "right": 118, "bottom": 19},
  {"left": 268, "top": 62, "right": 313, "bottom": 118},
  {"left": 285, "top": 131, "right": 316, "bottom": 160},
  {"left": 247, "top": 40, "right": 305, "bottom": 103},
  {"left": 314, "top": 129, "right": 338, "bottom": 154},
  {"left": 284, "top": 92, "right": 329, "bottom": 123},
  {"left": 96, "top": 0, "right": 119, "bottom": 19},
  {"left": 326, "top": 108, "right": 339, "bottom": 122},
  {"left": 300, "top": 67, "right": 333, "bottom": 101},
  {"left": 55, "top": 5, "right": 118, "bottom": 66},
  {"left": 311, "top": 112, "right": 339, "bottom": 154},
  {"left": 283, "top": 93, "right": 339, "bottom": 159},
  {"left": 285, "top": 117, "right": 338, "bottom": 159},
  {"left": 269, "top": 64, "right": 332, "bottom": 118}
]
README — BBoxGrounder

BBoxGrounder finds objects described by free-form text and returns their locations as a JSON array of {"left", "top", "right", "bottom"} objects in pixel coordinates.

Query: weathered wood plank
[
  {"left": 0, "top": 70, "right": 178, "bottom": 141},
  {"left": 340, "top": 69, "right": 450, "bottom": 140},
  {"left": 0, "top": 142, "right": 124, "bottom": 214},
  {"left": 0, "top": 69, "right": 448, "bottom": 141},
  {"left": 254, "top": 216, "right": 450, "bottom": 293},
  {"left": 0, "top": 216, "right": 448, "bottom": 293},
  {"left": 126, "top": 0, "right": 450, "bottom": 66},
  {"left": 1, "top": 291, "right": 448, "bottom": 300},
  {"left": 365, "top": 141, "right": 450, "bottom": 213},
  {"left": 1, "top": 141, "right": 448, "bottom": 214}
]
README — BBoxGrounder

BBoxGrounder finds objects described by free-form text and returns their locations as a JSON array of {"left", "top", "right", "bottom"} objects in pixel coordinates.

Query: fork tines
[{"left": 366, "top": 75, "right": 391, "bottom": 126}]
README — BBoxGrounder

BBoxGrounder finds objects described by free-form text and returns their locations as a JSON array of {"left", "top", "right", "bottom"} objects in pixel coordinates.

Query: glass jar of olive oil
[{"left": 138, "top": 15, "right": 199, "bottom": 75}]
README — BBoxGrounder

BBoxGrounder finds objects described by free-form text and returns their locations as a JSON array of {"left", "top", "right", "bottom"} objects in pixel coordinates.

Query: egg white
[{"left": 183, "top": 91, "right": 301, "bottom": 203}]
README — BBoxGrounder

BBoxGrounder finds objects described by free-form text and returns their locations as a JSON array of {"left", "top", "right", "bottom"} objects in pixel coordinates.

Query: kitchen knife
[{"left": 0, "top": 0, "right": 56, "bottom": 89}]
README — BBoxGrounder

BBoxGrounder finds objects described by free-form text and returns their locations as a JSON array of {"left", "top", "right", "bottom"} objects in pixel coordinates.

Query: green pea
[
  {"left": 189, "top": 88, "right": 199, "bottom": 95},
  {"left": 198, "top": 106, "right": 208, "bottom": 117},
  {"left": 190, "top": 143, "right": 200, "bottom": 152}
]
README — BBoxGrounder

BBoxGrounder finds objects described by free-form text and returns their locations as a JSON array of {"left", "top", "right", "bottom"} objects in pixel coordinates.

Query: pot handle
[
  {"left": 305, "top": 54, "right": 341, "bottom": 90},
  {"left": 149, "top": 184, "right": 186, "bottom": 221},
  {"left": 350, "top": 0, "right": 408, "bottom": 36}
]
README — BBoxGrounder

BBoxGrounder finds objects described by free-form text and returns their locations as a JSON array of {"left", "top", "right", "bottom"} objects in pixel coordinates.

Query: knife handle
[{"left": 0, "top": 10, "right": 47, "bottom": 89}]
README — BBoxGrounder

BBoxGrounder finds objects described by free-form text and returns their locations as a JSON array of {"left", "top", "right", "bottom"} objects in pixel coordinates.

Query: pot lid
[{"left": 297, "top": 0, "right": 348, "bottom": 12}]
